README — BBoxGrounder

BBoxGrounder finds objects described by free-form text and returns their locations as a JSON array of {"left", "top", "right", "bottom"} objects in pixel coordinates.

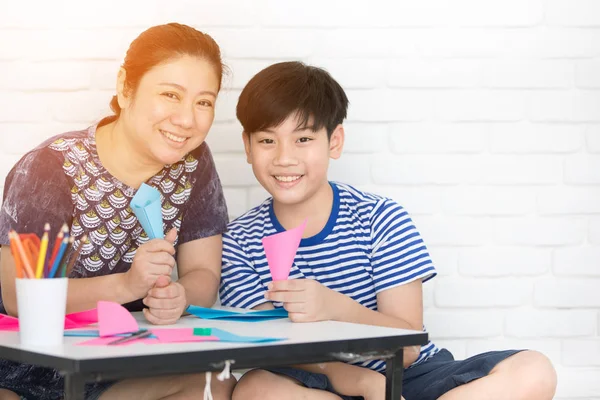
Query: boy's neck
[{"left": 272, "top": 181, "right": 334, "bottom": 238}]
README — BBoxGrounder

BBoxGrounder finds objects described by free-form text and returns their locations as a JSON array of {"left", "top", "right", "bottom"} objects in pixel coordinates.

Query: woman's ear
[
  {"left": 329, "top": 124, "right": 345, "bottom": 160},
  {"left": 116, "top": 67, "right": 130, "bottom": 110}
]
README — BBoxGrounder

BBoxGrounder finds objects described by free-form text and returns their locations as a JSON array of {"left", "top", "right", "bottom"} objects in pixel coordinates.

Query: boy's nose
[{"left": 273, "top": 144, "right": 298, "bottom": 166}]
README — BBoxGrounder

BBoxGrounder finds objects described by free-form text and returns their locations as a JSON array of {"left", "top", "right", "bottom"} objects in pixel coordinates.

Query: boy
[{"left": 219, "top": 61, "right": 557, "bottom": 400}]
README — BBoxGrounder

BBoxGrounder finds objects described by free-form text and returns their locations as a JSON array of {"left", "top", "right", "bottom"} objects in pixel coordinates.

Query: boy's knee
[
  {"left": 500, "top": 350, "right": 557, "bottom": 400},
  {"left": 520, "top": 351, "right": 557, "bottom": 399},
  {"left": 233, "top": 370, "right": 285, "bottom": 400}
]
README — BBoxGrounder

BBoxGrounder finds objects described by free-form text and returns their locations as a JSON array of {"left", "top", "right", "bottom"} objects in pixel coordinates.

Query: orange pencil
[
  {"left": 8, "top": 232, "right": 24, "bottom": 279},
  {"left": 35, "top": 223, "right": 50, "bottom": 279},
  {"left": 10, "top": 231, "right": 35, "bottom": 279},
  {"left": 47, "top": 223, "right": 68, "bottom": 276},
  {"left": 19, "top": 236, "right": 38, "bottom": 272}
]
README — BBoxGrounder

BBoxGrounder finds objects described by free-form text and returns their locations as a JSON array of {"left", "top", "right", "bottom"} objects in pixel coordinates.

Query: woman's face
[{"left": 118, "top": 55, "right": 220, "bottom": 166}]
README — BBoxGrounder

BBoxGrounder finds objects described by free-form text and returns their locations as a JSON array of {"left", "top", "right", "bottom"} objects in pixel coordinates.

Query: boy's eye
[
  {"left": 162, "top": 92, "right": 179, "bottom": 100},
  {"left": 258, "top": 138, "right": 274, "bottom": 144},
  {"left": 297, "top": 137, "right": 312, "bottom": 143}
]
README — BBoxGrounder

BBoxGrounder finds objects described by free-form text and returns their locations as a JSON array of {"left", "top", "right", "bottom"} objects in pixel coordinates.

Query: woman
[{"left": 0, "top": 23, "right": 235, "bottom": 400}]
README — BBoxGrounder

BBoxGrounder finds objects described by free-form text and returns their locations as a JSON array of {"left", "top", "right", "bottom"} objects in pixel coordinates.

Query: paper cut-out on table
[
  {"left": 67, "top": 327, "right": 285, "bottom": 343},
  {"left": 206, "top": 328, "right": 285, "bottom": 343},
  {"left": 98, "top": 301, "right": 139, "bottom": 337},
  {"left": 108, "top": 329, "right": 152, "bottom": 345},
  {"left": 0, "top": 308, "right": 98, "bottom": 331},
  {"left": 186, "top": 305, "right": 288, "bottom": 322},
  {"left": 152, "top": 328, "right": 219, "bottom": 344},
  {"left": 77, "top": 336, "right": 158, "bottom": 346},
  {"left": 64, "top": 308, "right": 98, "bottom": 329},
  {"left": 0, "top": 314, "right": 19, "bottom": 331},
  {"left": 194, "top": 328, "right": 212, "bottom": 336},
  {"left": 262, "top": 219, "right": 307, "bottom": 281},
  {"left": 130, "top": 183, "right": 164, "bottom": 239}
]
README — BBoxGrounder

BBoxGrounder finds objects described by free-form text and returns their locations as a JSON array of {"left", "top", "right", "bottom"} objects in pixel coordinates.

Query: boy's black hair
[{"left": 236, "top": 61, "right": 349, "bottom": 139}]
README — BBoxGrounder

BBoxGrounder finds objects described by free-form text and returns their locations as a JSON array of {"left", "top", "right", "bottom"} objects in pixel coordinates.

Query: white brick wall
[{"left": 0, "top": 1, "right": 598, "bottom": 397}]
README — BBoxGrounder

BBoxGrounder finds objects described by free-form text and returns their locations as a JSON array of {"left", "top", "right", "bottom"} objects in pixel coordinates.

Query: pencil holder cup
[{"left": 16, "top": 278, "right": 68, "bottom": 346}]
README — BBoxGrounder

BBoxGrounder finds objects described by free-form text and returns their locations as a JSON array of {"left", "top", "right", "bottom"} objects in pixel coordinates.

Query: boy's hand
[
  {"left": 142, "top": 275, "right": 187, "bottom": 325},
  {"left": 123, "top": 229, "right": 177, "bottom": 299},
  {"left": 265, "top": 279, "right": 345, "bottom": 322}
]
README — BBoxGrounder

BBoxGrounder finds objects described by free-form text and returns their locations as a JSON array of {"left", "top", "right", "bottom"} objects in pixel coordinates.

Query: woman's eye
[
  {"left": 162, "top": 92, "right": 179, "bottom": 100},
  {"left": 197, "top": 100, "right": 213, "bottom": 107}
]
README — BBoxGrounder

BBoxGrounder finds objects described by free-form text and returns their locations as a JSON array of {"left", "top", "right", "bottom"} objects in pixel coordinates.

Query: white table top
[{"left": 0, "top": 312, "right": 426, "bottom": 361}]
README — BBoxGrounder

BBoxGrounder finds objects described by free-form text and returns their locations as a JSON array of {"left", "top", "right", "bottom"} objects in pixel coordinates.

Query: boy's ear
[
  {"left": 116, "top": 67, "right": 131, "bottom": 109},
  {"left": 329, "top": 124, "right": 345, "bottom": 160},
  {"left": 242, "top": 131, "right": 252, "bottom": 164}
]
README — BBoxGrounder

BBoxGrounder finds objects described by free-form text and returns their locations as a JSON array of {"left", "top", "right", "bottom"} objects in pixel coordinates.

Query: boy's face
[{"left": 243, "top": 114, "right": 344, "bottom": 207}]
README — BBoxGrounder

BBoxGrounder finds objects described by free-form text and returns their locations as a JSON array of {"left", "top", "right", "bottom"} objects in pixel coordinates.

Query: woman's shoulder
[{"left": 4, "top": 127, "right": 91, "bottom": 183}]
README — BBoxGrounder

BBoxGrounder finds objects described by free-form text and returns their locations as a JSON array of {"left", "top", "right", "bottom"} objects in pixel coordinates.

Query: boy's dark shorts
[{"left": 264, "top": 348, "right": 523, "bottom": 400}]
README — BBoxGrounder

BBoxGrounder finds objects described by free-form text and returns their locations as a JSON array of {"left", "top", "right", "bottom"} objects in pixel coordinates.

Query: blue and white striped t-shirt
[{"left": 219, "top": 182, "right": 439, "bottom": 371}]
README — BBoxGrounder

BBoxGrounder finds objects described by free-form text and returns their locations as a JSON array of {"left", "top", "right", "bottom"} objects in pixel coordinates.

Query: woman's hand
[
  {"left": 143, "top": 275, "right": 187, "bottom": 325},
  {"left": 123, "top": 229, "right": 177, "bottom": 299}
]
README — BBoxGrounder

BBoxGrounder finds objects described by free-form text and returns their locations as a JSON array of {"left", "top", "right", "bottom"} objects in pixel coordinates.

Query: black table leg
[
  {"left": 385, "top": 348, "right": 404, "bottom": 400},
  {"left": 64, "top": 373, "right": 86, "bottom": 400}
]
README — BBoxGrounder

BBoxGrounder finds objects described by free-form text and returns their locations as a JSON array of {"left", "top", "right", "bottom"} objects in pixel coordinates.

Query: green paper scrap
[{"left": 193, "top": 328, "right": 212, "bottom": 336}]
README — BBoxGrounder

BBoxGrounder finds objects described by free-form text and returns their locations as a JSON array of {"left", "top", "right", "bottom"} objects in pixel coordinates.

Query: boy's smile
[{"left": 243, "top": 114, "right": 344, "bottom": 210}]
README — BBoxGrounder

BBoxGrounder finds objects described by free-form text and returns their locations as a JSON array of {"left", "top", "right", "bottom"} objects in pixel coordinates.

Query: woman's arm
[
  {"left": 0, "top": 246, "right": 136, "bottom": 315},
  {"left": 175, "top": 234, "right": 223, "bottom": 307}
]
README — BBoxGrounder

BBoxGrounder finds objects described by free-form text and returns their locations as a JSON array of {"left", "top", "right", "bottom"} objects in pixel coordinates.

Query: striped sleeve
[
  {"left": 370, "top": 200, "right": 436, "bottom": 294},
  {"left": 219, "top": 232, "right": 268, "bottom": 309}
]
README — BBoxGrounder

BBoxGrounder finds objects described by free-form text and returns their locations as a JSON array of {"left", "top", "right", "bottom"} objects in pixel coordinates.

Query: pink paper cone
[{"left": 262, "top": 219, "right": 307, "bottom": 281}]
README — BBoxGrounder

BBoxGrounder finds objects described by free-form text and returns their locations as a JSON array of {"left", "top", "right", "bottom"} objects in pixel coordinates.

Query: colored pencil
[
  {"left": 58, "top": 236, "right": 74, "bottom": 278},
  {"left": 47, "top": 223, "right": 68, "bottom": 277},
  {"left": 10, "top": 231, "right": 35, "bottom": 279},
  {"left": 64, "top": 235, "right": 87, "bottom": 278},
  {"left": 35, "top": 223, "right": 50, "bottom": 279},
  {"left": 48, "top": 236, "right": 70, "bottom": 279},
  {"left": 8, "top": 231, "right": 24, "bottom": 279}
]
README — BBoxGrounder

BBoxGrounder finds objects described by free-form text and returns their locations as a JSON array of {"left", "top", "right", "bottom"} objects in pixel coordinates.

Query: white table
[{"left": 0, "top": 312, "right": 427, "bottom": 400}]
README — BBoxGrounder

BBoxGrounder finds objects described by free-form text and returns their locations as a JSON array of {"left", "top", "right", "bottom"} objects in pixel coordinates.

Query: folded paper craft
[
  {"left": 262, "top": 219, "right": 307, "bottom": 281},
  {"left": 130, "top": 183, "right": 164, "bottom": 239}
]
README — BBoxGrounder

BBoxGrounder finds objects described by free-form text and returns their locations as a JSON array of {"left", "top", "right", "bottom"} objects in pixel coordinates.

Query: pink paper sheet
[
  {"left": 77, "top": 337, "right": 158, "bottom": 346},
  {"left": 0, "top": 314, "right": 19, "bottom": 331},
  {"left": 98, "top": 301, "right": 138, "bottom": 337},
  {"left": 152, "top": 328, "right": 219, "bottom": 344},
  {"left": 262, "top": 219, "right": 307, "bottom": 281},
  {"left": 64, "top": 308, "right": 98, "bottom": 329},
  {"left": 0, "top": 308, "right": 98, "bottom": 331}
]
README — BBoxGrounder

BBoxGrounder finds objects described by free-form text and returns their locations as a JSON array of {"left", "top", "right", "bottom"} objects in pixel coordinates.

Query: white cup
[{"left": 16, "top": 278, "right": 68, "bottom": 346}]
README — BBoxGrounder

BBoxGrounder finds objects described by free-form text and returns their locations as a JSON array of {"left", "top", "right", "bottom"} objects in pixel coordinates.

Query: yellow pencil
[{"left": 35, "top": 223, "right": 50, "bottom": 279}]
